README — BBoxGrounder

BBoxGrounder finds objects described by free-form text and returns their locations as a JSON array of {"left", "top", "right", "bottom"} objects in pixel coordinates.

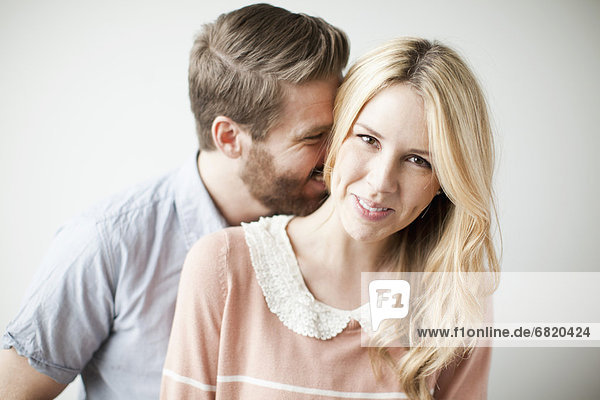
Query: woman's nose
[{"left": 366, "top": 156, "right": 398, "bottom": 193}]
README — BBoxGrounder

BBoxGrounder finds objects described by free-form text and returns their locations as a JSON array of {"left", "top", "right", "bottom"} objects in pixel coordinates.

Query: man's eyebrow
[
  {"left": 354, "top": 122, "right": 430, "bottom": 156},
  {"left": 297, "top": 124, "right": 332, "bottom": 139}
]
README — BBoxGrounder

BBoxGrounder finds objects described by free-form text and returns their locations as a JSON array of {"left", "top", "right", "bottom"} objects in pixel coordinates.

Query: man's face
[{"left": 240, "top": 78, "right": 338, "bottom": 216}]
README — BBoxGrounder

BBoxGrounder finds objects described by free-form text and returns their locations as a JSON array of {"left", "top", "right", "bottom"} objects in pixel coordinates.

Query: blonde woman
[{"left": 161, "top": 37, "right": 499, "bottom": 400}]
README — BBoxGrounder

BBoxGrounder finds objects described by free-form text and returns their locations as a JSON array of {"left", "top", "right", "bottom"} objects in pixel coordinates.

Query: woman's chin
[{"left": 341, "top": 221, "right": 388, "bottom": 243}]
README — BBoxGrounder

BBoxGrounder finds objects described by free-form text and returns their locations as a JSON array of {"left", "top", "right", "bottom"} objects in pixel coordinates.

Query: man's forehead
[
  {"left": 280, "top": 77, "right": 339, "bottom": 99},
  {"left": 269, "top": 81, "right": 335, "bottom": 135}
]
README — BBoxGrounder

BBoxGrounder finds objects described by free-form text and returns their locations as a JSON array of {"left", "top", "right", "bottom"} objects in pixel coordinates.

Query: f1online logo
[{"left": 368, "top": 280, "right": 411, "bottom": 331}]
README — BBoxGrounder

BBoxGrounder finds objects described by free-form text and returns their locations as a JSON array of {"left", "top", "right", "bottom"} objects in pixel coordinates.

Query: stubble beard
[{"left": 240, "top": 144, "right": 327, "bottom": 216}]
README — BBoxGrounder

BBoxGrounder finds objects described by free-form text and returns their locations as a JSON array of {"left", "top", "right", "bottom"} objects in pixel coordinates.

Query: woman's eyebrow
[
  {"left": 354, "top": 122, "right": 383, "bottom": 140},
  {"left": 355, "top": 122, "right": 430, "bottom": 156},
  {"left": 408, "top": 148, "right": 431, "bottom": 157}
]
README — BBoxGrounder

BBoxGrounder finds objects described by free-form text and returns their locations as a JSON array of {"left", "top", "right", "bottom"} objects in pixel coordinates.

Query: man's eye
[
  {"left": 408, "top": 155, "right": 431, "bottom": 168},
  {"left": 304, "top": 133, "right": 325, "bottom": 141},
  {"left": 358, "top": 135, "right": 379, "bottom": 148}
]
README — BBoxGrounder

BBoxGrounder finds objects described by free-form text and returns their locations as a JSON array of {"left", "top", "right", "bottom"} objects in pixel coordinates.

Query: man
[{"left": 0, "top": 4, "right": 349, "bottom": 399}]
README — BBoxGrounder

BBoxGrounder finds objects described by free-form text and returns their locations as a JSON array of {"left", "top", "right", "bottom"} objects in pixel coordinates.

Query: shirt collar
[
  {"left": 242, "top": 215, "right": 371, "bottom": 339},
  {"left": 174, "top": 151, "right": 228, "bottom": 251}
]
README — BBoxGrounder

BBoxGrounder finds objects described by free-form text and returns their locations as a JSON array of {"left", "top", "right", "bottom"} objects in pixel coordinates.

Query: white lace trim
[{"left": 242, "top": 215, "right": 371, "bottom": 340}]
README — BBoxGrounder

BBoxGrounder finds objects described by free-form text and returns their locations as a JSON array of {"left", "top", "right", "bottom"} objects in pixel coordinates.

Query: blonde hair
[
  {"left": 325, "top": 38, "right": 500, "bottom": 399},
  {"left": 189, "top": 3, "right": 349, "bottom": 150}
]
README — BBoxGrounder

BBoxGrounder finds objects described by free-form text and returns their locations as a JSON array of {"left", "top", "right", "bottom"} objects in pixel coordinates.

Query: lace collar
[{"left": 242, "top": 215, "right": 371, "bottom": 340}]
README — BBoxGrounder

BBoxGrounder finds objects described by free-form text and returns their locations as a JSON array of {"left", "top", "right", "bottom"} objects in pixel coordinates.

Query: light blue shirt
[{"left": 3, "top": 153, "right": 227, "bottom": 399}]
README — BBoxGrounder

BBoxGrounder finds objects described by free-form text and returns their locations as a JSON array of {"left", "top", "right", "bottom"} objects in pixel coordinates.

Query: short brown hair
[{"left": 189, "top": 3, "right": 349, "bottom": 150}]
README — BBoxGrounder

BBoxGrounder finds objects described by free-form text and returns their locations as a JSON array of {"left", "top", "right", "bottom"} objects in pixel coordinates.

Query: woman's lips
[{"left": 352, "top": 194, "right": 394, "bottom": 221}]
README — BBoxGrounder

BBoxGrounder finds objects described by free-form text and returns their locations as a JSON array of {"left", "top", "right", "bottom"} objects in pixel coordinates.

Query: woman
[{"left": 161, "top": 38, "right": 499, "bottom": 400}]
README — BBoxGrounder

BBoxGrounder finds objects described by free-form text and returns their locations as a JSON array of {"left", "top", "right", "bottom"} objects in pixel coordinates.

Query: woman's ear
[{"left": 211, "top": 116, "right": 249, "bottom": 159}]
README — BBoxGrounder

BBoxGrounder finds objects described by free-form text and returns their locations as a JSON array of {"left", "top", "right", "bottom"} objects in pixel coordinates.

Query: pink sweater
[{"left": 161, "top": 217, "right": 491, "bottom": 399}]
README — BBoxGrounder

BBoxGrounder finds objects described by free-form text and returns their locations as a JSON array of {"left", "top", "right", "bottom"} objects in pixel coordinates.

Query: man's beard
[{"left": 240, "top": 144, "right": 327, "bottom": 216}]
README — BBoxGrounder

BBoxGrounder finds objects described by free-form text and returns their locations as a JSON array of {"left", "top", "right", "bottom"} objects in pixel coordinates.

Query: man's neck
[{"left": 197, "top": 150, "right": 271, "bottom": 226}]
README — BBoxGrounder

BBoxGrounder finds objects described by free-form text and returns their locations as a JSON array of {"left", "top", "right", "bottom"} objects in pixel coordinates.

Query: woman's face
[{"left": 331, "top": 83, "right": 441, "bottom": 243}]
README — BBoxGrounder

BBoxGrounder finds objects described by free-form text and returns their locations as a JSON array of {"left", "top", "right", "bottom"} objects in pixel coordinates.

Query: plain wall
[{"left": 1, "top": 0, "right": 599, "bottom": 398}]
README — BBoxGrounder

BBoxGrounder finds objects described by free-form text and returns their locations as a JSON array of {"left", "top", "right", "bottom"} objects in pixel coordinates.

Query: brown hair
[{"left": 189, "top": 3, "right": 349, "bottom": 150}]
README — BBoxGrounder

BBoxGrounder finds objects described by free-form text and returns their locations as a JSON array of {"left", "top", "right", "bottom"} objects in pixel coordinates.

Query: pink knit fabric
[{"left": 161, "top": 226, "right": 490, "bottom": 399}]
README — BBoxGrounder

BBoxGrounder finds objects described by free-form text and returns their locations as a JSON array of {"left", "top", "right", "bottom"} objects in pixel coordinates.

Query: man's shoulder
[
  {"left": 82, "top": 168, "right": 179, "bottom": 224},
  {"left": 55, "top": 155, "right": 226, "bottom": 258},
  {"left": 45, "top": 168, "right": 183, "bottom": 256},
  {"left": 43, "top": 168, "right": 181, "bottom": 262}
]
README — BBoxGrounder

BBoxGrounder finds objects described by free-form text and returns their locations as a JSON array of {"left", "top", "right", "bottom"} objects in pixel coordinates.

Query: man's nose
[{"left": 315, "top": 137, "right": 328, "bottom": 166}]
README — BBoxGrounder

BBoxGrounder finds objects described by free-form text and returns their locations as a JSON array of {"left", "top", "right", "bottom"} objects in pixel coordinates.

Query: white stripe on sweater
[
  {"left": 163, "top": 369, "right": 216, "bottom": 392},
  {"left": 163, "top": 369, "right": 412, "bottom": 399}
]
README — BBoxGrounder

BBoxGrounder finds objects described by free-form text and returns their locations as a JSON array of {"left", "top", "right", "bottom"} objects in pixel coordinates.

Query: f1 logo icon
[{"left": 368, "top": 279, "right": 411, "bottom": 331}]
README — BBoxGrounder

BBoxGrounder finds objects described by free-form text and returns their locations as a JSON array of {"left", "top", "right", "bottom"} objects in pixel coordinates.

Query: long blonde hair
[{"left": 324, "top": 38, "right": 500, "bottom": 399}]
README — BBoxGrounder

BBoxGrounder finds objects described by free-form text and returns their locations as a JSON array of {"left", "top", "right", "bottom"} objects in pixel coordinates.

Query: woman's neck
[
  {"left": 288, "top": 198, "right": 393, "bottom": 275},
  {"left": 286, "top": 198, "right": 395, "bottom": 310}
]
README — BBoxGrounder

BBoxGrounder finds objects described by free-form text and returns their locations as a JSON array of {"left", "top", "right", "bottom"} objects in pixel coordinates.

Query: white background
[{"left": 1, "top": 0, "right": 599, "bottom": 398}]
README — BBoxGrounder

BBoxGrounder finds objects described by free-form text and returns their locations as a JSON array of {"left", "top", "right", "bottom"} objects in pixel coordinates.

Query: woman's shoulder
[
  {"left": 178, "top": 226, "right": 249, "bottom": 300},
  {"left": 186, "top": 226, "right": 247, "bottom": 266},
  {"left": 189, "top": 214, "right": 292, "bottom": 255},
  {"left": 184, "top": 215, "right": 293, "bottom": 283}
]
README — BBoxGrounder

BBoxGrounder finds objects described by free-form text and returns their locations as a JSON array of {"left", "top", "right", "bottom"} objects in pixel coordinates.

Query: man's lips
[
  {"left": 309, "top": 166, "right": 324, "bottom": 182},
  {"left": 303, "top": 166, "right": 326, "bottom": 196}
]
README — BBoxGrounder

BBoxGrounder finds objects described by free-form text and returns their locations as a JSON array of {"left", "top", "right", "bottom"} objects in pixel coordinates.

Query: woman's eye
[
  {"left": 408, "top": 155, "right": 431, "bottom": 168},
  {"left": 358, "top": 135, "right": 379, "bottom": 148}
]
